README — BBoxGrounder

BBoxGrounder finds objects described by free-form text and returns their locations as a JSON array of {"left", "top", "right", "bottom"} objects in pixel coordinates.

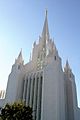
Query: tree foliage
[{"left": 0, "top": 101, "right": 33, "bottom": 120}]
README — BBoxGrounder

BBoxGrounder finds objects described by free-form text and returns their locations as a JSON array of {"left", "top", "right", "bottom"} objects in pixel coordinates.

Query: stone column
[
  {"left": 26, "top": 75, "right": 31, "bottom": 105},
  {"left": 33, "top": 73, "right": 38, "bottom": 120},
  {"left": 29, "top": 74, "right": 34, "bottom": 107},
  {"left": 36, "top": 73, "right": 42, "bottom": 120},
  {"left": 23, "top": 76, "right": 27, "bottom": 101}
]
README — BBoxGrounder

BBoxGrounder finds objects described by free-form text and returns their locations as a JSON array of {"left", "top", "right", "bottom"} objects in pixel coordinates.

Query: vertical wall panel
[
  {"left": 26, "top": 75, "right": 31, "bottom": 105},
  {"left": 33, "top": 73, "right": 39, "bottom": 120},
  {"left": 23, "top": 71, "right": 43, "bottom": 120},
  {"left": 36, "top": 72, "right": 43, "bottom": 120},
  {"left": 23, "top": 76, "right": 28, "bottom": 101},
  {"left": 30, "top": 74, "right": 34, "bottom": 107}
]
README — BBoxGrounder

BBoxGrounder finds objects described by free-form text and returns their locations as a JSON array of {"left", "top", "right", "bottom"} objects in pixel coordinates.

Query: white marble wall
[{"left": 41, "top": 57, "right": 65, "bottom": 120}]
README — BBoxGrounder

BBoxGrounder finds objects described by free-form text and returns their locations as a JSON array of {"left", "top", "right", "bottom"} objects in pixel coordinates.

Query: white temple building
[{"left": 0, "top": 11, "right": 80, "bottom": 120}]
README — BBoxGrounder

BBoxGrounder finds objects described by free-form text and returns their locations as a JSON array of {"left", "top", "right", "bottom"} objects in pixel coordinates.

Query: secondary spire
[
  {"left": 15, "top": 49, "right": 23, "bottom": 64},
  {"left": 66, "top": 60, "right": 70, "bottom": 69},
  {"left": 64, "top": 60, "right": 71, "bottom": 73}
]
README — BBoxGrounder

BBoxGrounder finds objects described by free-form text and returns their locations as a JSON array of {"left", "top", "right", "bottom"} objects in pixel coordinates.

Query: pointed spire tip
[
  {"left": 42, "top": 9, "right": 49, "bottom": 39},
  {"left": 45, "top": 9, "right": 48, "bottom": 17},
  {"left": 65, "top": 59, "right": 71, "bottom": 70}
]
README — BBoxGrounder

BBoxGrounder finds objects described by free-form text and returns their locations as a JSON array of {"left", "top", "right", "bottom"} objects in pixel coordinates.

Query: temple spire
[
  {"left": 42, "top": 10, "right": 50, "bottom": 41},
  {"left": 15, "top": 49, "right": 23, "bottom": 64},
  {"left": 66, "top": 60, "right": 70, "bottom": 69},
  {"left": 64, "top": 60, "right": 71, "bottom": 73},
  {"left": 18, "top": 49, "right": 22, "bottom": 60}
]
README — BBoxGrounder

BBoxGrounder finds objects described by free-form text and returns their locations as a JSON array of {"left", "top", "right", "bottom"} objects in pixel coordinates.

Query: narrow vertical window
[{"left": 54, "top": 56, "right": 56, "bottom": 60}]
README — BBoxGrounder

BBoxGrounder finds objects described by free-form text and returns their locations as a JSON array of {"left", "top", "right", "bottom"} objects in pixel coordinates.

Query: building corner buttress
[
  {"left": 64, "top": 60, "right": 78, "bottom": 120},
  {"left": 5, "top": 50, "right": 24, "bottom": 104}
]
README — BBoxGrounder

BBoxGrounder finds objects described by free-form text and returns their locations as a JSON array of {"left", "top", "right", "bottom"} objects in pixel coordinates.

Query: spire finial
[
  {"left": 64, "top": 59, "right": 71, "bottom": 72},
  {"left": 66, "top": 59, "right": 69, "bottom": 68},
  {"left": 21, "top": 48, "right": 22, "bottom": 53},
  {"left": 18, "top": 48, "right": 22, "bottom": 58},
  {"left": 45, "top": 9, "right": 47, "bottom": 17}
]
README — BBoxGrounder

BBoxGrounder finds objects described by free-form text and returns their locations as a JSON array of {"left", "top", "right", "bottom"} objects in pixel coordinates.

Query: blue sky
[{"left": 0, "top": 0, "right": 80, "bottom": 107}]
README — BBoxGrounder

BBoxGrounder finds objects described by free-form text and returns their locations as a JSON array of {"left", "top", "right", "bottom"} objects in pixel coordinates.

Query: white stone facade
[{"left": 0, "top": 11, "right": 80, "bottom": 120}]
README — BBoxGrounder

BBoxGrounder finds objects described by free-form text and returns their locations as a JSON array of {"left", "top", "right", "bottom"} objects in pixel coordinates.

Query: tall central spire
[{"left": 42, "top": 10, "right": 50, "bottom": 41}]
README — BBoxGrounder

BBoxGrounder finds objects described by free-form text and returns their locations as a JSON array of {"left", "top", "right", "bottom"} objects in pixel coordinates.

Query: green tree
[{"left": 0, "top": 101, "right": 33, "bottom": 120}]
